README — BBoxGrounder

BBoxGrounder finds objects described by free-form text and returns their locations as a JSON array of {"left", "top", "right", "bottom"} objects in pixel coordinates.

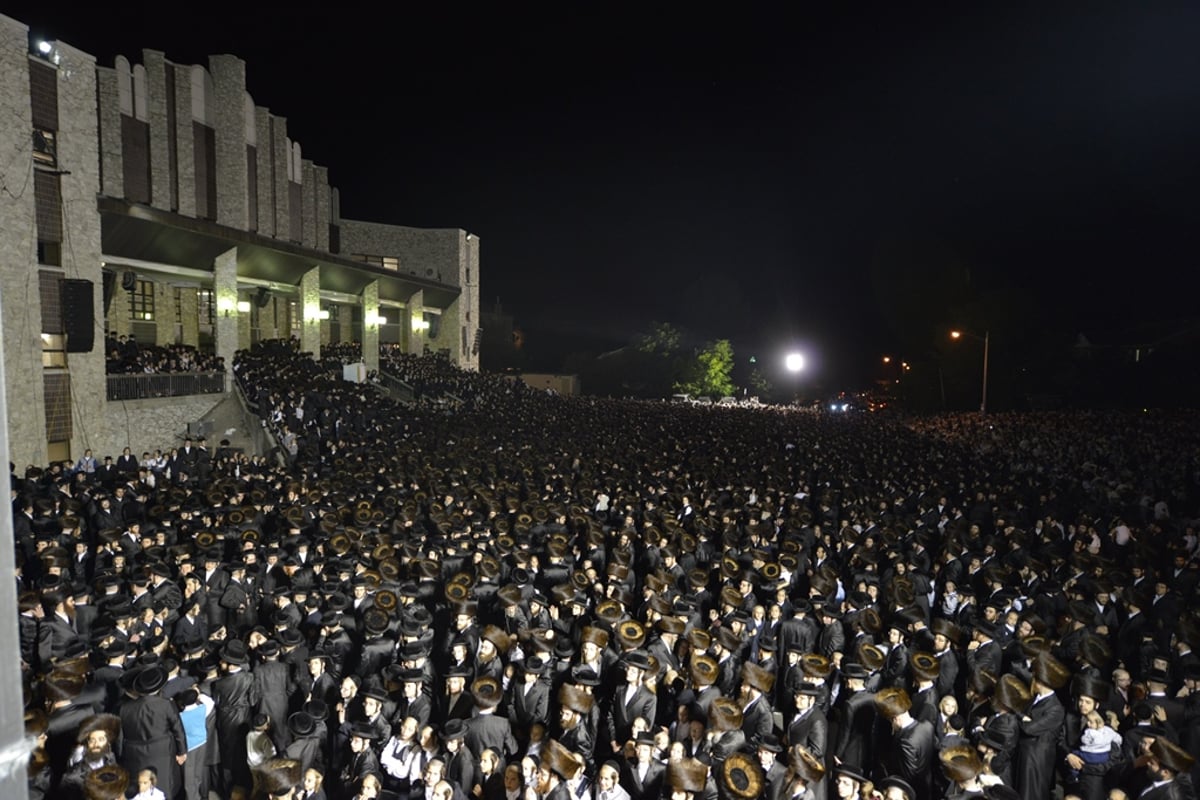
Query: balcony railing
[{"left": 106, "top": 371, "right": 226, "bottom": 401}]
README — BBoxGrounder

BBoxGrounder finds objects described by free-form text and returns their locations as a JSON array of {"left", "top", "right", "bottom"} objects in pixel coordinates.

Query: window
[
  {"left": 383, "top": 256, "right": 399, "bottom": 271},
  {"left": 198, "top": 289, "right": 215, "bottom": 325},
  {"left": 130, "top": 279, "right": 155, "bottom": 320}
]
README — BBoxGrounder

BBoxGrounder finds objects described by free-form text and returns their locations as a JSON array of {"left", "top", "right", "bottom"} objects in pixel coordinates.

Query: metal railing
[
  {"left": 106, "top": 371, "right": 226, "bottom": 401},
  {"left": 378, "top": 369, "right": 416, "bottom": 402}
]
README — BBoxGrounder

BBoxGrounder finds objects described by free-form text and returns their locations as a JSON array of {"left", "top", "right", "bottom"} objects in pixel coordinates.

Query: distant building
[{"left": 0, "top": 14, "right": 479, "bottom": 465}]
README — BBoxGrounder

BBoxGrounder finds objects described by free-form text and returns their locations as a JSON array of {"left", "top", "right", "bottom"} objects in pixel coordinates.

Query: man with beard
[
  {"left": 1016, "top": 652, "right": 1069, "bottom": 800},
  {"left": 62, "top": 713, "right": 121, "bottom": 798},
  {"left": 539, "top": 740, "right": 584, "bottom": 800}
]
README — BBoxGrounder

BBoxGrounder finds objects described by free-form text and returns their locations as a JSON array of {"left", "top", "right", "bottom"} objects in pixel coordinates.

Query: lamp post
[{"left": 950, "top": 329, "right": 990, "bottom": 414}]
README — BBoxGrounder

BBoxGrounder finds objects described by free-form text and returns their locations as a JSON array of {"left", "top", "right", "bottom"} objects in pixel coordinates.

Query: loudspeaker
[
  {"left": 121, "top": 270, "right": 137, "bottom": 291},
  {"left": 255, "top": 287, "right": 270, "bottom": 308},
  {"left": 61, "top": 279, "right": 94, "bottom": 353}
]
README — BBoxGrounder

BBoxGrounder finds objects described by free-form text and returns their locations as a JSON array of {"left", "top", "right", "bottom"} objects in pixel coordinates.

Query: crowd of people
[
  {"left": 105, "top": 336, "right": 224, "bottom": 376},
  {"left": 14, "top": 340, "right": 1200, "bottom": 800}
]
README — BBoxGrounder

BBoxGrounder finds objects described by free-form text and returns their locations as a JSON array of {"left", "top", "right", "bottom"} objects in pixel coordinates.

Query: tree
[{"left": 676, "top": 339, "right": 736, "bottom": 398}]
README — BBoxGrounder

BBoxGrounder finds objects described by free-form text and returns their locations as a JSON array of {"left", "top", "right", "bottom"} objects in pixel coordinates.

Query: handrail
[{"left": 106, "top": 371, "right": 225, "bottom": 401}]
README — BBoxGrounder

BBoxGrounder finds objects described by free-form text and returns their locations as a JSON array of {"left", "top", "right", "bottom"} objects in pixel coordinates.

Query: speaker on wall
[
  {"left": 121, "top": 270, "right": 137, "bottom": 291},
  {"left": 255, "top": 287, "right": 270, "bottom": 308},
  {"left": 61, "top": 279, "right": 95, "bottom": 353},
  {"left": 102, "top": 270, "right": 116, "bottom": 315}
]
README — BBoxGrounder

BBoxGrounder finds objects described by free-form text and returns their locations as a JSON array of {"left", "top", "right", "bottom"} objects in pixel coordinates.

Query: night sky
[{"left": 18, "top": 2, "right": 1200, "bottom": 386}]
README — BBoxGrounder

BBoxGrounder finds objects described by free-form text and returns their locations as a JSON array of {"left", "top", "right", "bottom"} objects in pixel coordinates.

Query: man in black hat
[
  {"left": 508, "top": 656, "right": 550, "bottom": 745},
  {"left": 339, "top": 722, "right": 382, "bottom": 795},
  {"left": 443, "top": 719, "right": 481, "bottom": 795},
  {"left": 465, "top": 677, "right": 518, "bottom": 762},
  {"left": 606, "top": 652, "right": 657, "bottom": 752},
  {"left": 211, "top": 639, "right": 261, "bottom": 794},
  {"left": 620, "top": 732, "right": 665, "bottom": 800},
  {"left": 119, "top": 664, "right": 188, "bottom": 800}
]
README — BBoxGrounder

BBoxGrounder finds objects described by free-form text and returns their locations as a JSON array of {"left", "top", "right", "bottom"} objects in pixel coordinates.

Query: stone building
[{"left": 0, "top": 14, "right": 480, "bottom": 466}]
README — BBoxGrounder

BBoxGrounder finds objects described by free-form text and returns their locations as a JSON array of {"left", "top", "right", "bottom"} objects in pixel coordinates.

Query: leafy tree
[{"left": 676, "top": 339, "right": 736, "bottom": 398}]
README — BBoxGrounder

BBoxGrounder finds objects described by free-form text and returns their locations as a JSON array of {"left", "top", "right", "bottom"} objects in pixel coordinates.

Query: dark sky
[{"left": 18, "top": 2, "right": 1200, "bottom": 383}]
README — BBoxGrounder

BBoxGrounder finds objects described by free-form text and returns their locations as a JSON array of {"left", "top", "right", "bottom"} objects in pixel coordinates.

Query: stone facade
[{"left": 0, "top": 13, "right": 478, "bottom": 465}]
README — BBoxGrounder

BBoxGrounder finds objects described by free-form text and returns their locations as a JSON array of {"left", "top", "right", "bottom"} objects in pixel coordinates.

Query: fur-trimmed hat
[
  {"left": 84, "top": 765, "right": 129, "bottom": 800},
  {"left": 741, "top": 661, "right": 775, "bottom": 694},
  {"left": 1150, "top": 735, "right": 1195, "bottom": 774},
  {"left": 910, "top": 652, "right": 940, "bottom": 683},
  {"left": 257, "top": 757, "right": 303, "bottom": 797},
  {"left": 874, "top": 687, "right": 912, "bottom": 719},
  {"left": 668, "top": 758, "right": 709, "bottom": 794},
  {"left": 480, "top": 624, "right": 512, "bottom": 655},
  {"left": 558, "top": 683, "right": 594, "bottom": 716},
  {"left": 857, "top": 643, "right": 885, "bottom": 672},
  {"left": 800, "top": 653, "right": 833, "bottom": 678},
  {"left": 930, "top": 617, "right": 963, "bottom": 646},
  {"left": 472, "top": 676, "right": 504, "bottom": 708},
  {"left": 76, "top": 713, "right": 121, "bottom": 745},
  {"left": 691, "top": 654, "right": 719, "bottom": 687},
  {"left": 992, "top": 674, "right": 1032, "bottom": 714},
  {"left": 541, "top": 738, "right": 584, "bottom": 781},
  {"left": 1071, "top": 673, "right": 1111, "bottom": 703},
  {"left": 940, "top": 745, "right": 982, "bottom": 785},
  {"left": 789, "top": 744, "right": 826, "bottom": 786},
  {"left": 709, "top": 697, "right": 744, "bottom": 732},
  {"left": 580, "top": 626, "right": 609, "bottom": 649},
  {"left": 1030, "top": 652, "right": 1070, "bottom": 690},
  {"left": 616, "top": 619, "right": 647, "bottom": 650},
  {"left": 721, "top": 752, "right": 763, "bottom": 800}
]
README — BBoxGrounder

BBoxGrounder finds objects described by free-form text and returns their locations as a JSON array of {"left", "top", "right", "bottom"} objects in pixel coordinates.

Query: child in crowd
[{"left": 1068, "top": 711, "right": 1122, "bottom": 780}]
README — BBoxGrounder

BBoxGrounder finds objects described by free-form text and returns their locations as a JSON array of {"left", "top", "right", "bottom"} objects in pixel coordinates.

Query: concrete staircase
[{"left": 196, "top": 390, "right": 261, "bottom": 458}]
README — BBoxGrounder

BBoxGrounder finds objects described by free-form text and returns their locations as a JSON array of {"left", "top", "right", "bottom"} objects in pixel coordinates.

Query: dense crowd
[
  {"left": 105, "top": 336, "right": 224, "bottom": 376},
  {"left": 14, "top": 342, "right": 1200, "bottom": 800}
]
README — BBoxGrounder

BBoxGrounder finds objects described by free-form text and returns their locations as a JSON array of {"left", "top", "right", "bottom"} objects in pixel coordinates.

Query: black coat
[
  {"left": 1016, "top": 692, "right": 1065, "bottom": 800},
  {"left": 119, "top": 693, "right": 188, "bottom": 800}
]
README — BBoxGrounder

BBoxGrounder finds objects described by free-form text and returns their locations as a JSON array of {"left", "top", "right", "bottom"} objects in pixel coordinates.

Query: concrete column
[
  {"left": 214, "top": 247, "right": 238, "bottom": 380},
  {"left": 314, "top": 165, "right": 330, "bottom": 252},
  {"left": 154, "top": 282, "right": 174, "bottom": 345},
  {"left": 96, "top": 66, "right": 124, "bottom": 198},
  {"left": 299, "top": 266, "right": 320, "bottom": 358},
  {"left": 143, "top": 50, "right": 172, "bottom": 210},
  {"left": 407, "top": 290, "right": 425, "bottom": 356},
  {"left": 301, "top": 159, "right": 316, "bottom": 248},
  {"left": 56, "top": 39, "right": 106, "bottom": 461},
  {"left": 271, "top": 116, "right": 289, "bottom": 241},
  {"left": 172, "top": 66, "right": 195, "bottom": 217},
  {"left": 362, "top": 282, "right": 379, "bottom": 374},
  {"left": 255, "top": 107, "right": 274, "bottom": 238},
  {"left": 179, "top": 287, "right": 199, "bottom": 347},
  {"left": 210, "top": 54, "right": 248, "bottom": 230}
]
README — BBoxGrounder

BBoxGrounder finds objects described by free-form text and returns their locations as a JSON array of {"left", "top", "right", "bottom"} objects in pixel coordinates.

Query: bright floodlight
[
  {"left": 785, "top": 353, "right": 806, "bottom": 372},
  {"left": 37, "top": 40, "right": 52, "bottom": 55}
]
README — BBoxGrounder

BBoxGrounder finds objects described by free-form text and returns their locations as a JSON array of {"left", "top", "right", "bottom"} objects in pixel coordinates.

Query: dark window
[
  {"left": 34, "top": 170, "right": 62, "bottom": 265},
  {"left": 288, "top": 181, "right": 302, "bottom": 241},
  {"left": 193, "top": 122, "right": 217, "bottom": 220},
  {"left": 121, "top": 115, "right": 151, "bottom": 204},
  {"left": 44, "top": 372, "right": 72, "bottom": 442},
  {"left": 39, "top": 270, "right": 63, "bottom": 334},
  {"left": 29, "top": 60, "right": 58, "bottom": 131}
]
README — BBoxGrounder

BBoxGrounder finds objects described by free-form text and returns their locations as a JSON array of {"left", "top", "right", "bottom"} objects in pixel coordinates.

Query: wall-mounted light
[
  {"left": 236, "top": 301, "right": 251, "bottom": 313},
  {"left": 304, "top": 305, "right": 328, "bottom": 322},
  {"left": 218, "top": 297, "right": 236, "bottom": 317},
  {"left": 412, "top": 318, "right": 430, "bottom": 332},
  {"left": 366, "top": 313, "right": 388, "bottom": 327}
]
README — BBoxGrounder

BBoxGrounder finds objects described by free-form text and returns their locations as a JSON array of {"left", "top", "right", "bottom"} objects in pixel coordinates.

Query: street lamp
[
  {"left": 785, "top": 353, "right": 806, "bottom": 373},
  {"left": 950, "top": 329, "right": 989, "bottom": 414}
]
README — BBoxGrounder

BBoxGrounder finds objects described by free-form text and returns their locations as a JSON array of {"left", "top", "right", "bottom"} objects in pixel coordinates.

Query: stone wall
[{"left": 99, "top": 394, "right": 224, "bottom": 458}]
